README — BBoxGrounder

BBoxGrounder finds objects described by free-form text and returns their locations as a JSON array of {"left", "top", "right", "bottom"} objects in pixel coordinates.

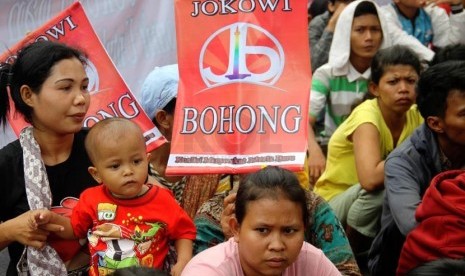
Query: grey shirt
[
  {"left": 309, "top": 11, "right": 334, "bottom": 73},
  {"left": 368, "top": 123, "right": 443, "bottom": 274}
]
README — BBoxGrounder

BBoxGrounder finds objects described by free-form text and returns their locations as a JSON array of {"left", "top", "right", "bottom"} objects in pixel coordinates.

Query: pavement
[{"left": 0, "top": 248, "right": 9, "bottom": 274}]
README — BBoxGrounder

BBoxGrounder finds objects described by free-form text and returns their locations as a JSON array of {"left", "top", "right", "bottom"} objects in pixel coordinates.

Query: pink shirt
[{"left": 182, "top": 238, "right": 341, "bottom": 276}]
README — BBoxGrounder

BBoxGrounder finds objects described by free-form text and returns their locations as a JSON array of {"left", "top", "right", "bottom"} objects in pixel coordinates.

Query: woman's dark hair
[
  {"left": 163, "top": 97, "right": 177, "bottom": 115},
  {"left": 353, "top": 0, "right": 378, "bottom": 18},
  {"left": 371, "top": 45, "right": 422, "bottom": 85},
  {"left": 111, "top": 266, "right": 168, "bottom": 276},
  {"left": 416, "top": 61, "right": 465, "bottom": 120},
  {"left": 235, "top": 166, "right": 309, "bottom": 228},
  {"left": 0, "top": 40, "right": 86, "bottom": 125},
  {"left": 431, "top": 43, "right": 465, "bottom": 66},
  {"left": 151, "top": 97, "right": 177, "bottom": 128}
]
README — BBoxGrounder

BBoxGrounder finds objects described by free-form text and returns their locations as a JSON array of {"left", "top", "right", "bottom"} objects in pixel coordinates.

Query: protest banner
[
  {"left": 0, "top": 2, "right": 165, "bottom": 152},
  {"left": 169, "top": 0, "right": 311, "bottom": 174}
]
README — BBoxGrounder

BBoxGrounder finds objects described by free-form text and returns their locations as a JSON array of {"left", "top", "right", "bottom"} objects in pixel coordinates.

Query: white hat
[{"left": 137, "top": 64, "right": 179, "bottom": 119}]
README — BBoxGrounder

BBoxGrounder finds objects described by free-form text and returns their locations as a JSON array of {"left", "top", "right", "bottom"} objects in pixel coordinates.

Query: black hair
[
  {"left": 407, "top": 258, "right": 465, "bottom": 276},
  {"left": 416, "top": 61, "right": 465, "bottom": 119},
  {"left": 309, "top": 0, "right": 330, "bottom": 18},
  {"left": 151, "top": 97, "right": 177, "bottom": 128},
  {"left": 431, "top": 44, "right": 465, "bottom": 66},
  {"left": 371, "top": 45, "right": 421, "bottom": 85},
  {"left": 0, "top": 40, "right": 86, "bottom": 125},
  {"left": 235, "top": 166, "right": 309, "bottom": 229},
  {"left": 353, "top": 0, "right": 378, "bottom": 18},
  {"left": 111, "top": 266, "right": 169, "bottom": 276}
]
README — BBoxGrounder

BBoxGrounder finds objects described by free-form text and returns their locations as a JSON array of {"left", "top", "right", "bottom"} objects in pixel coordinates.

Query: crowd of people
[{"left": 0, "top": 0, "right": 464, "bottom": 275}]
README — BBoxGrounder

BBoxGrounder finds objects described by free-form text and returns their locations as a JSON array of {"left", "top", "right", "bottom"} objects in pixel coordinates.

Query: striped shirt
[{"left": 310, "top": 63, "right": 370, "bottom": 136}]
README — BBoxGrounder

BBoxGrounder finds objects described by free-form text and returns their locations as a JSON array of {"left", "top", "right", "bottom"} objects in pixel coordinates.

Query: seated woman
[
  {"left": 195, "top": 186, "right": 361, "bottom": 275},
  {"left": 183, "top": 166, "right": 341, "bottom": 276},
  {"left": 0, "top": 41, "right": 99, "bottom": 275},
  {"left": 313, "top": 45, "right": 424, "bottom": 255}
]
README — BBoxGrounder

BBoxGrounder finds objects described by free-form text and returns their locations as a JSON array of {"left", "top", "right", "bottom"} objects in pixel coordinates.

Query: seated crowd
[{"left": 0, "top": 0, "right": 465, "bottom": 274}]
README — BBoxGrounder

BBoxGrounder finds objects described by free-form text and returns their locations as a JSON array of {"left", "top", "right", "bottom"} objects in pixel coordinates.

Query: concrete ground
[{"left": 0, "top": 248, "right": 9, "bottom": 274}]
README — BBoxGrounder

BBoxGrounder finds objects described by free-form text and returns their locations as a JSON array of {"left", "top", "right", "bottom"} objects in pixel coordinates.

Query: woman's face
[
  {"left": 232, "top": 196, "right": 305, "bottom": 276},
  {"left": 26, "top": 57, "right": 89, "bottom": 135},
  {"left": 371, "top": 64, "right": 418, "bottom": 114}
]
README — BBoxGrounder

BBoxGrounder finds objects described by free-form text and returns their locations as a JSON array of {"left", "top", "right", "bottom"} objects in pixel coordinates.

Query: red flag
[
  {"left": 1, "top": 2, "right": 165, "bottom": 152},
  {"left": 169, "top": 0, "right": 311, "bottom": 174}
]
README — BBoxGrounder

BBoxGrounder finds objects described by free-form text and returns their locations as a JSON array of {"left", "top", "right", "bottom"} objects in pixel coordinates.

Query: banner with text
[
  {"left": 1, "top": 2, "right": 165, "bottom": 152},
  {"left": 169, "top": 0, "right": 311, "bottom": 174}
]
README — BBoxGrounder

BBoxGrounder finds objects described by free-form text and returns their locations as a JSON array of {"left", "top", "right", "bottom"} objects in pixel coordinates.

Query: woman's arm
[
  {"left": 172, "top": 239, "right": 193, "bottom": 276},
  {"left": 308, "top": 116, "right": 327, "bottom": 183},
  {"left": 352, "top": 123, "right": 385, "bottom": 192}
]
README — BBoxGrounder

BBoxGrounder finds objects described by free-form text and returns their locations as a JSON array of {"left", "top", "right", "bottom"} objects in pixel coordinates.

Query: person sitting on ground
[
  {"left": 307, "top": 0, "right": 434, "bottom": 183},
  {"left": 368, "top": 60, "right": 465, "bottom": 276},
  {"left": 314, "top": 45, "right": 423, "bottom": 257},
  {"left": 0, "top": 41, "right": 99, "bottom": 276},
  {"left": 381, "top": 0, "right": 465, "bottom": 49},
  {"left": 195, "top": 179, "right": 362, "bottom": 275},
  {"left": 183, "top": 166, "right": 341, "bottom": 276},
  {"left": 34, "top": 118, "right": 196, "bottom": 276},
  {"left": 397, "top": 170, "right": 465, "bottom": 275},
  {"left": 308, "top": 0, "right": 388, "bottom": 183}
]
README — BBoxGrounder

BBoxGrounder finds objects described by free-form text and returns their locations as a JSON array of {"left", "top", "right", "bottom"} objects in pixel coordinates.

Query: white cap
[{"left": 137, "top": 64, "right": 179, "bottom": 119}]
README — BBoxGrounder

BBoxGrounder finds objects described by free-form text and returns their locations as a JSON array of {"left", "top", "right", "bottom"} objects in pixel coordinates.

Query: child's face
[
  {"left": 89, "top": 132, "right": 149, "bottom": 199},
  {"left": 231, "top": 196, "right": 305, "bottom": 276},
  {"left": 371, "top": 64, "right": 418, "bottom": 114},
  {"left": 350, "top": 14, "right": 382, "bottom": 62}
]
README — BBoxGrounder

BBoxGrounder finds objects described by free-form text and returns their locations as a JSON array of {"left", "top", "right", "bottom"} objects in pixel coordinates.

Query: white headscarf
[{"left": 328, "top": 0, "right": 391, "bottom": 75}]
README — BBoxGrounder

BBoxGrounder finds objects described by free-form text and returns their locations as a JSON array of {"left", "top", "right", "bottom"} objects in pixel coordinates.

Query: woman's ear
[
  {"left": 20, "top": 85, "right": 34, "bottom": 107},
  {"left": 426, "top": 116, "right": 444, "bottom": 134},
  {"left": 88, "top": 166, "right": 102, "bottom": 183},
  {"left": 369, "top": 82, "right": 379, "bottom": 97},
  {"left": 229, "top": 217, "right": 241, "bottom": 242}
]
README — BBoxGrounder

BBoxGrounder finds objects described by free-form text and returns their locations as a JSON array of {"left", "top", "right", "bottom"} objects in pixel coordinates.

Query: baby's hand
[{"left": 31, "top": 209, "right": 64, "bottom": 233}]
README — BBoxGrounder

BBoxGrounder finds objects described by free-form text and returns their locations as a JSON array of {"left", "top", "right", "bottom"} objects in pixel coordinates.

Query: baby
[{"left": 33, "top": 118, "right": 196, "bottom": 276}]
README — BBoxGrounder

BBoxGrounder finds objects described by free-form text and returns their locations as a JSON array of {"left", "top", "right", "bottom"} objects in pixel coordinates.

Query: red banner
[
  {"left": 1, "top": 2, "right": 165, "bottom": 152},
  {"left": 169, "top": 0, "right": 311, "bottom": 174}
]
